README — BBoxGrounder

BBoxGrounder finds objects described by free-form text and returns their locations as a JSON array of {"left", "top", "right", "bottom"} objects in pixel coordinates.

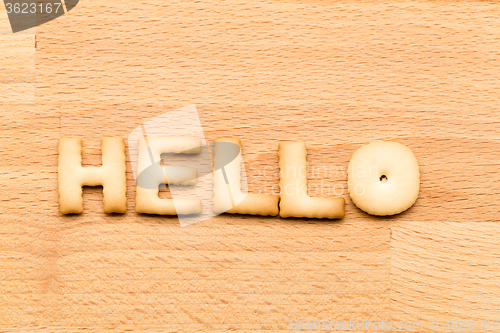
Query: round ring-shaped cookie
[{"left": 347, "top": 141, "right": 420, "bottom": 216}]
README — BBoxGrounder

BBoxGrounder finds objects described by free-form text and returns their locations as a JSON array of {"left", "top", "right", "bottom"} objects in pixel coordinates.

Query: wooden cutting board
[{"left": 2, "top": 1, "right": 500, "bottom": 331}]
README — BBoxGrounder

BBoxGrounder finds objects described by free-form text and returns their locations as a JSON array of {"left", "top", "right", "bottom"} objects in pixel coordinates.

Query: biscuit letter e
[{"left": 135, "top": 137, "right": 202, "bottom": 215}]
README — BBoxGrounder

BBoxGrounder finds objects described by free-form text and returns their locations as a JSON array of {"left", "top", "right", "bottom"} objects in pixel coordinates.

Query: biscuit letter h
[{"left": 58, "top": 137, "right": 127, "bottom": 214}]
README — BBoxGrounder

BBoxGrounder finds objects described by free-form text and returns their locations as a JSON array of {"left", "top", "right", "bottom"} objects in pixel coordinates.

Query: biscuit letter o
[{"left": 347, "top": 141, "right": 420, "bottom": 216}]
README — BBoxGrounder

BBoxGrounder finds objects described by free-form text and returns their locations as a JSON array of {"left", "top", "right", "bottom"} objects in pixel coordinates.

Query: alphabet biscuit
[
  {"left": 278, "top": 142, "right": 345, "bottom": 219},
  {"left": 347, "top": 141, "right": 420, "bottom": 216},
  {"left": 212, "top": 138, "right": 279, "bottom": 216},
  {"left": 58, "top": 136, "right": 127, "bottom": 214},
  {"left": 135, "top": 137, "right": 202, "bottom": 215}
]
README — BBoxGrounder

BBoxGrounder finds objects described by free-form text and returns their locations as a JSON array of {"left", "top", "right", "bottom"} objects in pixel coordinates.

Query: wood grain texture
[
  {"left": 0, "top": 10, "right": 34, "bottom": 103},
  {"left": 1, "top": 0, "right": 500, "bottom": 332}
]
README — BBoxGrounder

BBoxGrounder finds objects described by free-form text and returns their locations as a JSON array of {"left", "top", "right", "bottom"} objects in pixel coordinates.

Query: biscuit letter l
[
  {"left": 212, "top": 138, "right": 279, "bottom": 216},
  {"left": 278, "top": 142, "right": 345, "bottom": 219}
]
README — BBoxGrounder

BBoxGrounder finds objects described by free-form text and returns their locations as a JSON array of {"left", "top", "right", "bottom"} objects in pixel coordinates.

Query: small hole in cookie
[{"left": 379, "top": 175, "right": 388, "bottom": 183}]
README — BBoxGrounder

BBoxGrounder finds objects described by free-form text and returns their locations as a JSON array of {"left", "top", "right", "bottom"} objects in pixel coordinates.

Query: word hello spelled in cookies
[{"left": 58, "top": 137, "right": 420, "bottom": 218}]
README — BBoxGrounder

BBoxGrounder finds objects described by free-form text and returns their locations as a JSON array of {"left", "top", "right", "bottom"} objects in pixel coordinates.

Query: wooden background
[{"left": 1, "top": 0, "right": 500, "bottom": 332}]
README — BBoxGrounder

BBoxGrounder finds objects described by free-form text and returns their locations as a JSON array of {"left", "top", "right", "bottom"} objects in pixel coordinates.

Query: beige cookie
[
  {"left": 58, "top": 137, "right": 127, "bottom": 214},
  {"left": 212, "top": 138, "right": 279, "bottom": 216},
  {"left": 279, "top": 142, "right": 345, "bottom": 219},
  {"left": 347, "top": 141, "right": 420, "bottom": 216},
  {"left": 135, "top": 137, "right": 202, "bottom": 215}
]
